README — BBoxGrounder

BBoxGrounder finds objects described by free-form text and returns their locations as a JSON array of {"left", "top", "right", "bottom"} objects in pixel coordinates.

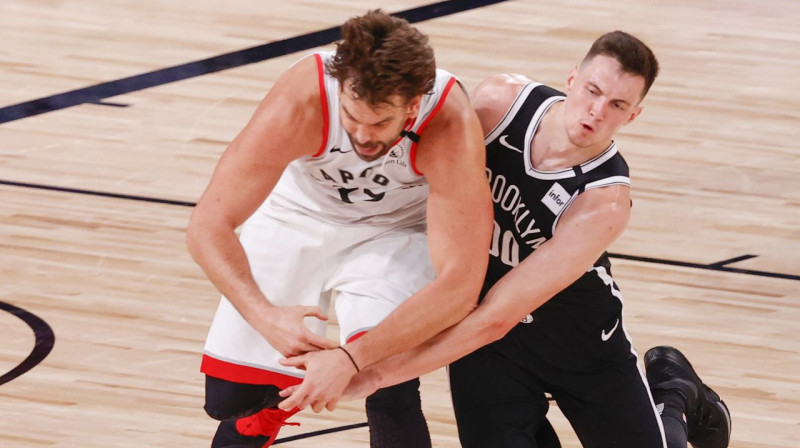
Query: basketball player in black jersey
[{"left": 284, "top": 31, "right": 731, "bottom": 448}]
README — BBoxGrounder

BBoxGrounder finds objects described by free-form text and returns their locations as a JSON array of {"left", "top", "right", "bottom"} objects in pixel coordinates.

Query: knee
[
  {"left": 205, "top": 394, "right": 247, "bottom": 421},
  {"left": 204, "top": 404, "right": 231, "bottom": 422},
  {"left": 366, "top": 378, "right": 422, "bottom": 410},
  {"left": 204, "top": 376, "right": 280, "bottom": 421}
]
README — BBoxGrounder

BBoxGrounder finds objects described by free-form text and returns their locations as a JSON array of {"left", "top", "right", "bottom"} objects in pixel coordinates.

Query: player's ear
[
  {"left": 624, "top": 105, "right": 643, "bottom": 126},
  {"left": 406, "top": 95, "right": 423, "bottom": 119},
  {"left": 565, "top": 65, "right": 579, "bottom": 93}
]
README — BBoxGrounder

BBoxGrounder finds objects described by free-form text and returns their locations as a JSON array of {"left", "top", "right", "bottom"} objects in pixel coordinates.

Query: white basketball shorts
[{"left": 201, "top": 202, "right": 435, "bottom": 386}]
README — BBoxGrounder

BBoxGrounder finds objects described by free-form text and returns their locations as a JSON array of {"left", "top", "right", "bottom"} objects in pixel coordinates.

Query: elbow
[
  {"left": 449, "top": 278, "right": 482, "bottom": 321},
  {"left": 185, "top": 214, "right": 199, "bottom": 253},
  {"left": 185, "top": 211, "right": 209, "bottom": 262},
  {"left": 457, "top": 293, "right": 480, "bottom": 319},
  {"left": 480, "top": 311, "right": 515, "bottom": 344},
  {"left": 474, "top": 287, "right": 521, "bottom": 345}
]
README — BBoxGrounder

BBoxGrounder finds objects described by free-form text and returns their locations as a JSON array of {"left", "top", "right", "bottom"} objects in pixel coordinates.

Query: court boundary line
[
  {"left": 2, "top": 179, "right": 796, "bottom": 281},
  {"left": 0, "top": 301, "right": 55, "bottom": 386},
  {"left": 0, "top": 0, "right": 507, "bottom": 124},
  {"left": 275, "top": 422, "right": 369, "bottom": 444}
]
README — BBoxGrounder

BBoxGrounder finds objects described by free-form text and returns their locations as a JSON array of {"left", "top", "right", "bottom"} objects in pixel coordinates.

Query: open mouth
[
  {"left": 352, "top": 142, "right": 388, "bottom": 161},
  {"left": 357, "top": 145, "right": 379, "bottom": 154},
  {"left": 355, "top": 142, "right": 385, "bottom": 157}
]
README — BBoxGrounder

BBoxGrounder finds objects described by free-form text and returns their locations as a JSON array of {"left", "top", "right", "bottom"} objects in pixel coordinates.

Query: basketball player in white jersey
[
  {"left": 186, "top": 10, "right": 492, "bottom": 448},
  {"left": 284, "top": 31, "right": 731, "bottom": 448}
]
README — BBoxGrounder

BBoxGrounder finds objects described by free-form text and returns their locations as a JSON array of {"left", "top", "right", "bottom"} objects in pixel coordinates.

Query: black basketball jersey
[{"left": 481, "top": 82, "right": 631, "bottom": 299}]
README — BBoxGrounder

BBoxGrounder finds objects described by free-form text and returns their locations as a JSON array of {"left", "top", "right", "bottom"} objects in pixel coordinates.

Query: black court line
[
  {"left": 707, "top": 254, "right": 758, "bottom": 268},
  {"left": 89, "top": 100, "right": 130, "bottom": 108},
  {"left": 275, "top": 422, "right": 369, "bottom": 444},
  {"left": 2, "top": 176, "right": 797, "bottom": 282},
  {"left": 0, "top": 179, "right": 196, "bottom": 207},
  {"left": 607, "top": 253, "right": 799, "bottom": 281},
  {"left": 0, "top": 0, "right": 507, "bottom": 124},
  {"left": 7, "top": 1, "right": 787, "bottom": 441},
  {"left": 0, "top": 301, "right": 56, "bottom": 386}
]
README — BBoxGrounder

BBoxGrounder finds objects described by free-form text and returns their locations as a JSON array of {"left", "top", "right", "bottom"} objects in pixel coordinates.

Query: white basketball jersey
[{"left": 265, "top": 52, "right": 461, "bottom": 226}]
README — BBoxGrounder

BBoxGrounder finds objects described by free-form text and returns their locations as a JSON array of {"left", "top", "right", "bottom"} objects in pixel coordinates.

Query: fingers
[
  {"left": 302, "top": 327, "right": 336, "bottom": 349},
  {"left": 311, "top": 335, "right": 339, "bottom": 350},
  {"left": 280, "top": 333, "right": 335, "bottom": 356},
  {"left": 279, "top": 385, "right": 299, "bottom": 398},
  {"left": 279, "top": 356, "right": 307, "bottom": 370},
  {"left": 277, "top": 385, "right": 338, "bottom": 413},
  {"left": 310, "top": 398, "right": 337, "bottom": 413},
  {"left": 279, "top": 387, "right": 310, "bottom": 411},
  {"left": 278, "top": 389, "right": 299, "bottom": 410},
  {"left": 303, "top": 306, "right": 329, "bottom": 321}
]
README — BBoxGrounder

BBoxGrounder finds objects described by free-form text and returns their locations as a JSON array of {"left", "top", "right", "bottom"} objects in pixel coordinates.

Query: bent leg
[
  {"left": 205, "top": 376, "right": 298, "bottom": 448},
  {"left": 551, "top": 354, "right": 666, "bottom": 448},
  {"left": 449, "top": 344, "right": 553, "bottom": 448}
]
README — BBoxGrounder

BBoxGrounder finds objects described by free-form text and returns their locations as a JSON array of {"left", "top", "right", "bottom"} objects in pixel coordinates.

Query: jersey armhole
[
  {"left": 311, "top": 53, "right": 329, "bottom": 158},
  {"left": 484, "top": 82, "right": 540, "bottom": 144},
  {"left": 409, "top": 77, "right": 458, "bottom": 175}
]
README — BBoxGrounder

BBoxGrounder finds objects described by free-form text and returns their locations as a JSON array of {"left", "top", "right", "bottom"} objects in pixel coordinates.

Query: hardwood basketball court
[{"left": 1, "top": 1, "right": 798, "bottom": 446}]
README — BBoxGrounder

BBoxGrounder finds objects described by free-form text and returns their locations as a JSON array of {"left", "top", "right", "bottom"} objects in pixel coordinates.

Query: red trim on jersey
[
  {"left": 391, "top": 118, "right": 415, "bottom": 148},
  {"left": 346, "top": 331, "right": 368, "bottom": 344},
  {"left": 201, "top": 354, "right": 303, "bottom": 389},
  {"left": 312, "top": 53, "right": 329, "bottom": 158},
  {"left": 409, "top": 77, "right": 458, "bottom": 175}
]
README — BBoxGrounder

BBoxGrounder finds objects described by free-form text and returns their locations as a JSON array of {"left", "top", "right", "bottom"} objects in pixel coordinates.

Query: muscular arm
[
  {"left": 339, "top": 74, "right": 633, "bottom": 394},
  {"left": 186, "top": 55, "right": 336, "bottom": 355},
  {"left": 357, "top": 183, "right": 631, "bottom": 392},
  {"left": 278, "top": 82, "right": 494, "bottom": 412},
  {"left": 344, "top": 83, "right": 494, "bottom": 367}
]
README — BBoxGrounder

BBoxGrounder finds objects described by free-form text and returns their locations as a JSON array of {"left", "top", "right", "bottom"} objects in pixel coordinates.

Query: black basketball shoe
[{"left": 644, "top": 346, "right": 731, "bottom": 448}]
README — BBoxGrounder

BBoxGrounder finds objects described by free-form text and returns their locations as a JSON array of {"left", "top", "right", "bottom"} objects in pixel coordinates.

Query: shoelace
[{"left": 237, "top": 409, "right": 300, "bottom": 438}]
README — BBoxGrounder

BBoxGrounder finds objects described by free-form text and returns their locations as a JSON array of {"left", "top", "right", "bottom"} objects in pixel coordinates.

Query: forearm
[
  {"left": 346, "top": 274, "right": 480, "bottom": 370},
  {"left": 368, "top": 301, "right": 504, "bottom": 388},
  {"left": 186, "top": 217, "right": 272, "bottom": 320},
  {"left": 365, "top": 267, "right": 558, "bottom": 388}
]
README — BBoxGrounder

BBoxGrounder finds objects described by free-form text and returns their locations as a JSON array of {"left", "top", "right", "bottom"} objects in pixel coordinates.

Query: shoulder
[
  {"left": 415, "top": 75, "right": 480, "bottom": 143},
  {"left": 242, "top": 54, "right": 325, "bottom": 159},
  {"left": 414, "top": 78, "right": 484, "bottom": 175},
  {"left": 472, "top": 74, "right": 534, "bottom": 135},
  {"left": 429, "top": 78, "right": 475, "bottom": 125},
  {"left": 265, "top": 54, "right": 323, "bottom": 110},
  {"left": 569, "top": 184, "right": 631, "bottom": 225}
]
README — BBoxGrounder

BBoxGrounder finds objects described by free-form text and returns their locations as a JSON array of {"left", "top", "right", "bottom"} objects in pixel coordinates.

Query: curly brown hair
[{"left": 326, "top": 10, "right": 436, "bottom": 106}]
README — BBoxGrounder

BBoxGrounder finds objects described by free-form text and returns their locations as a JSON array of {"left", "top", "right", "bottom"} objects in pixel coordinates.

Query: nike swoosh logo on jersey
[
  {"left": 498, "top": 135, "right": 523, "bottom": 153},
  {"left": 330, "top": 147, "right": 352, "bottom": 154},
  {"left": 601, "top": 318, "right": 620, "bottom": 341}
]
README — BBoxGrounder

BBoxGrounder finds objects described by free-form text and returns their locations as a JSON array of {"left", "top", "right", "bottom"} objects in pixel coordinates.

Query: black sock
[{"left": 653, "top": 389, "right": 689, "bottom": 448}]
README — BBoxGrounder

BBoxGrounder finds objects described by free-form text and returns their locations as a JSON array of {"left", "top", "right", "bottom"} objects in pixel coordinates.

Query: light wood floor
[{"left": 1, "top": 1, "right": 798, "bottom": 447}]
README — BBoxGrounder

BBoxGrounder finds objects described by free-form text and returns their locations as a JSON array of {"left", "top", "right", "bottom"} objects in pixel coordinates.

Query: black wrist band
[{"left": 338, "top": 346, "right": 360, "bottom": 372}]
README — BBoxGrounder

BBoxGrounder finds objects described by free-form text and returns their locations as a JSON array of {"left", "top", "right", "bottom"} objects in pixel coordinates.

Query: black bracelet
[{"left": 337, "top": 346, "right": 360, "bottom": 372}]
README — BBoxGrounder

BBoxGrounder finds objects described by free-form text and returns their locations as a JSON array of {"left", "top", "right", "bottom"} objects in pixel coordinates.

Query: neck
[{"left": 531, "top": 102, "right": 611, "bottom": 171}]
